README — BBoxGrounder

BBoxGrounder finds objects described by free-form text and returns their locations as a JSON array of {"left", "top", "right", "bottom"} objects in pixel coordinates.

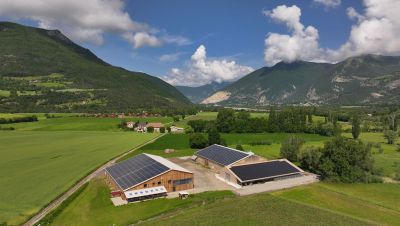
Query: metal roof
[
  {"left": 106, "top": 153, "right": 191, "bottom": 191},
  {"left": 229, "top": 159, "right": 302, "bottom": 182},
  {"left": 195, "top": 144, "right": 251, "bottom": 166}
]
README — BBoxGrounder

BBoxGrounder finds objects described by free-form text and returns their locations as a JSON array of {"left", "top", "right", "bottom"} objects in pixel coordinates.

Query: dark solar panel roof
[
  {"left": 230, "top": 160, "right": 301, "bottom": 182},
  {"left": 195, "top": 144, "right": 250, "bottom": 166},
  {"left": 106, "top": 154, "right": 169, "bottom": 190}
]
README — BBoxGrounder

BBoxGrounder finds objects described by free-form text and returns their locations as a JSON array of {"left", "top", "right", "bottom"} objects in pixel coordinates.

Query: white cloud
[
  {"left": 163, "top": 45, "right": 254, "bottom": 86},
  {"left": 263, "top": 5, "right": 324, "bottom": 66},
  {"left": 264, "top": 1, "right": 400, "bottom": 65},
  {"left": 159, "top": 52, "right": 185, "bottom": 63},
  {"left": 123, "top": 32, "right": 162, "bottom": 49},
  {"left": 313, "top": 0, "right": 341, "bottom": 8},
  {"left": 0, "top": 0, "right": 189, "bottom": 48},
  {"left": 329, "top": 0, "right": 400, "bottom": 61}
]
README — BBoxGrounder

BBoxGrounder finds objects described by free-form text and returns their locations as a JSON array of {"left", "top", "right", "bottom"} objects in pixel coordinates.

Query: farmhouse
[
  {"left": 105, "top": 153, "right": 193, "bottom": 202},
  {"left": 194, "top": 144, "right": 304, "bottom": 187}
]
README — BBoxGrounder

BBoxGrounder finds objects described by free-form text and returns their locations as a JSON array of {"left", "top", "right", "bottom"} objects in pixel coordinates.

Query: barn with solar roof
[
  {"left": 193, "top": 144, "right": 264, "bottom": 171},
  {"left": 105, "top": 153, "right": 193, "bottom": 202},
  {"left": 194, "top": 144, "right": 304, "bottom": 187}
]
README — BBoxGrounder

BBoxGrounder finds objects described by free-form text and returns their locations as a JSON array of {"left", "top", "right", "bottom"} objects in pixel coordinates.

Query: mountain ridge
[
  {"left": 202, "top": 54, "right": 400, "bottom": 106},
  {"left": 0, "top": 21, "right": 191, "bottom": 112}
]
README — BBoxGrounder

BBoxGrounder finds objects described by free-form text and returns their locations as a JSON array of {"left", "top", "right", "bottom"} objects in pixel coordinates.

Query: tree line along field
[{"left": 0, "top": 130, "right": 158, "bottom": 225}]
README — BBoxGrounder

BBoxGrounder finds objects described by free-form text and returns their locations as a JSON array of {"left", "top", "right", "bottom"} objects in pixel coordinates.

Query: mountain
[
  {"left": 202, "top": 55, "right": 400, "bottom": 106},
  {"left": 176, "top": 82, "right": 230, "bottom": 103},
  {"left": 0, "top": 22, "right": 190, "bottom": 112}
]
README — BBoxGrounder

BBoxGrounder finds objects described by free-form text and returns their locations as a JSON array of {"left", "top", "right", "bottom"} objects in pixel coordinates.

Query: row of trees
[
  {"left": 187, "top": 108, "right": 342, "bottom": 136},
  {"left": 0, "top": 115, "right": 38, "bottom": 124}
]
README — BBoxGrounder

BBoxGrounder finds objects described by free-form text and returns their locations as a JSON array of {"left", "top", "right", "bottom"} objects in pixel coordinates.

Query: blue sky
[{"left": 0, "top": 0, "right": 398, "bottom": 86}]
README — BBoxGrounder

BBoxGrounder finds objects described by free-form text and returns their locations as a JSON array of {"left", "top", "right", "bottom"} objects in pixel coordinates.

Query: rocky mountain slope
[
  {"left": 202, "top": 55, "right": 400, "bottom": 106},
  {"left": 176, "top": 82, "right": 230, "bottom": 103},
  {"left": 0, "top": 22, "right": 190, "bottom": 112}
]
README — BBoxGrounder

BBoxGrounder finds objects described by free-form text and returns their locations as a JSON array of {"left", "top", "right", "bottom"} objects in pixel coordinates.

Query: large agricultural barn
[
  {"left": 105, "top": 153, "right": 193, "bottom": 202},
  {"left": 194, "top": 144, "right": 304, "bottom": 186}
]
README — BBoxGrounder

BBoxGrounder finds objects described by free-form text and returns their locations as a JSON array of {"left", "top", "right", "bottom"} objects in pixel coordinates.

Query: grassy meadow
[
  {"left": 0, "top": 116, "right": 162, "bottom": 225},
  {"left": 44, "top": 179, "right": 234, "bottom": 226}
]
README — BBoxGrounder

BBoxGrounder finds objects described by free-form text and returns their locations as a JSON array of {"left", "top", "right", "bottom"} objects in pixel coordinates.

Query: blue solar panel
[
  {"left": 195, "top": 144, "right": 250, "bottom": 166},
  {"left": 106, "top": 154, "right": 169, "bottom": 190}
]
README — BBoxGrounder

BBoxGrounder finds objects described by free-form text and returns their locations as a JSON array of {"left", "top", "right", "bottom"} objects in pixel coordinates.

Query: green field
[
  {"left": 0, "top": 131, "right": 158, "bottom": 225},
  {"left": 45, "top": 179, "right": 379, "bottom": 226},
  {"left": 2, "top": 116, "right": 172, "bottom": 131},
  {"left": 141, "top": 189, "right": 372, "bottom": 226},
  {"left": 273, "top": 183, "right": 400, "bottom": 225},
  {"left": 0, "top": 90, "right": 11, "bottom": 97},
  {"left": 45, "top": 179, "right": 234, "bottom": 226}
]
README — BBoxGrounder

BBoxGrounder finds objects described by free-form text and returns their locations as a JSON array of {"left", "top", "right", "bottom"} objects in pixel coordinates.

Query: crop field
[
  {"left": 272, "top": 183, "right": 400, "bottom": 225},
  {"left": 2, "top": 116, "right": 173, "bottom": 131},
  {"left": 0, "top": 131, "right": 158, "bottom": 225},
  {"left": 43, "top": 179, "right": 234, "bottom": 226}
]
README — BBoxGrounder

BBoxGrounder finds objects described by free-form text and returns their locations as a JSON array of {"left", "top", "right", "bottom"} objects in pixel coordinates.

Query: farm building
[
  {"left": 225, "top": 159, "right": 303, "bottom": 186},
  {"left": 194, "top": 144, "right": 305, "bottom": 187},
  {"left": 170, "top": 126, "right": 184, "bottom": 133},
  {"left": 105, "top": 153, "right": 193, "bottom": 202},
  {"left": 193, "top": 144, "right": 264, "bottom": 172}
]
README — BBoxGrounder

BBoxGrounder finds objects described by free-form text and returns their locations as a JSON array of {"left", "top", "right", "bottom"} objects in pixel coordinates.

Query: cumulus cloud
[
  {"left": 0, "top": 0, "right": 189, "bottom": 48},
  {"left": 263, "top": 5, "right": 324, "bottom": 66},
  {"left": 313, "top": 0, "right": 341, "bottom": 8},
  {"left": 264, "top": 1, "right": 400, "bottom": 65},
  {"left": 329, "top": 0, "right": 400, "bottom": 61},
  {"left": 163, "top": 45, "right": 254, "bottom": 86}
]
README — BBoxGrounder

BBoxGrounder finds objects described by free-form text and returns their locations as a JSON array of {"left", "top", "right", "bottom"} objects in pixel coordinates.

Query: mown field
[
  {"left": 272, "top": 183, "right": 400, "bottom": 225},
  {"left": 0, "top": 130, "right": 158, "bottom": 225}
]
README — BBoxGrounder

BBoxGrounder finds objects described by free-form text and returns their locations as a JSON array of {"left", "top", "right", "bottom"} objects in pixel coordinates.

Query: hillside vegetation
[{"left": 0, "top": 22, "right": 190, "bottom": 112}]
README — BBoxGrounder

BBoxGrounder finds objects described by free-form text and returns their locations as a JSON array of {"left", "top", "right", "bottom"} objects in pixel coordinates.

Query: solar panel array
[
  {"left": 106, "top": 154, "right": 169, "bottom": 190},
  {"left": 230, "top": 160, "right": 301, "bottom": 182},
  {"left": 196, "top": 144, "right": 250, "bottom": 166}
]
